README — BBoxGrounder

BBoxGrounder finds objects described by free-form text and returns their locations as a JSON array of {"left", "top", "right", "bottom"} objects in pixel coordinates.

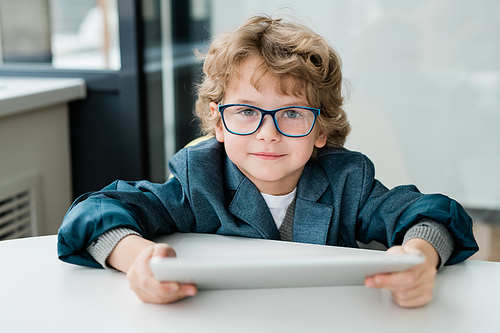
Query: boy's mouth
[{"left": 252, "top": 152, "right": 286, "bottom": 160}]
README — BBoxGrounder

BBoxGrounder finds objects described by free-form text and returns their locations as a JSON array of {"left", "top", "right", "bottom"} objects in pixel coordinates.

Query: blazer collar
[
  {"left": 294, "top": 162, "right": 333, "bottom": 244},
  {"left": 225, "top": 157, "right": 333, "bottom": 244}
]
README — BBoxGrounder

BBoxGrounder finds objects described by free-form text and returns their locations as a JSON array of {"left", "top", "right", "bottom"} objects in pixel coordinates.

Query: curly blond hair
[{"left": 195, "top": 15, "right": 350, "bottom": 148}]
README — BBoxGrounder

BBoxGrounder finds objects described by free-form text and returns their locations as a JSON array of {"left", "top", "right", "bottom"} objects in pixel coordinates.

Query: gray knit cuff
[
  {"left": 403, "top": 218, "right": 454, "bottom": 269},
  {"left": 86, "top": 228, "right": 142, "bottom": 270}
]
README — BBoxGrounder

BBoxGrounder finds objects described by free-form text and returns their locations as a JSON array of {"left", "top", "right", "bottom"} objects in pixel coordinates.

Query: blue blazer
[{"left": 58, "top": 138, "right": 478, "bottom": 268}]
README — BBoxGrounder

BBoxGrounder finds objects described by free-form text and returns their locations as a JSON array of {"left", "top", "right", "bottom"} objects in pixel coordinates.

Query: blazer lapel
[
  {"left": 293, "top": 163, "right": 333, "bottom": 245},
  {"left": 224, "top": 156, "right": 333, "bottom": 243},
  {"left": 225, "top": 157, "right": 280, "bottom": 240}
]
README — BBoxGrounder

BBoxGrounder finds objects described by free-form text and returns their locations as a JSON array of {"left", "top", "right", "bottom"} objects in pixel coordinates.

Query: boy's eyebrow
[
  {"left": 226, "top": 99, "right": 310, "bottom": 108},
  {"left": 228, "top": 99, "right": 256, "bottom": 105}
]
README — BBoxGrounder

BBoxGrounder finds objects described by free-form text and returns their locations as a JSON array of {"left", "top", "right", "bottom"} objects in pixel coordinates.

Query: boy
[{"left": 58, "top": 15, "right": 478, "bottom": 307}]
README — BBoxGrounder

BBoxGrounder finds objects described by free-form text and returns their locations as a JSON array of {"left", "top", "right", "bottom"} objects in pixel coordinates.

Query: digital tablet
[{"left": 149, "top": 252, "right": 424, "bottom": 290}]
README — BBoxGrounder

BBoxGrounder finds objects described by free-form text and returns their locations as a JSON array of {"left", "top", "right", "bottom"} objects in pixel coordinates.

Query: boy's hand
[
  {"left": 107, "top": 235, "right": 197, "bottom": 304},
  {"left": 364, "top": 238, "right": 439, "bottom": 308},
  {"left": 126, "top": 243, "right": 197, "bottom": 304}
]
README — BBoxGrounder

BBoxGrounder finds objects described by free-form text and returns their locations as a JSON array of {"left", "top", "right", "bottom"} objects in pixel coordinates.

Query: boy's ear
[
  {"left": 210, "top": 102, "right": 225, "bottom": 143},
  {"left": 315, "top": 131, "right": 327, "bottom": 148}
]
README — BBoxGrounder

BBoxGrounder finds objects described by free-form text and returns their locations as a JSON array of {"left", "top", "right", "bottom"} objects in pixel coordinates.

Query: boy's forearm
[
  {"left": 107, "top": 235, "right": 155, "bottom": 273},
  {"left": 403, "top": 238, "right": 440, "bottom": 268}
]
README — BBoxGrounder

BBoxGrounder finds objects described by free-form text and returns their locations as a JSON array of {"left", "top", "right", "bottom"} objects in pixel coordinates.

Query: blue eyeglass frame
[{"left": 218, "top": 103, "right": 321, "bottom": 137}]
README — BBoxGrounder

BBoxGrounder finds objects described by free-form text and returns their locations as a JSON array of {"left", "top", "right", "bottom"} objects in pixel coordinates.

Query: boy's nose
[{"left": 255, "top": 115, "right": 281, "bottom": 141}]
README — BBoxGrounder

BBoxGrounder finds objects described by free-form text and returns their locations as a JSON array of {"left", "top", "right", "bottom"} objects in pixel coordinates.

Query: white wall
[
  {"left": 0, "top": 104, "right": 73, "bottom": 235},
  {"left": 208, "top": 0, "right": 500, "bottom": 210}
]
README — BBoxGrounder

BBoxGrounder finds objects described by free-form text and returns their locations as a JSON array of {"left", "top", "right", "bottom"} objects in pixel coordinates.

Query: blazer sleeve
[
  {"left": 57, "top": 139, "right": 226, "bottom": 268},
  {"left": 354, "top": 154, "right": 478, "bottom": 265},
  {"left": 57, "top": 177, "right": 196, "bottom": 267},
  {"left": 57, "top": 195, "right": 144, "bottom": 268},
  {"left": 392, "top": 194, "right": 479, "bottom": 265}
]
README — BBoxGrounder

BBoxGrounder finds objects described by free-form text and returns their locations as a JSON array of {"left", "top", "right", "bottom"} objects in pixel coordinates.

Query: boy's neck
[{"left": 242, "top": 168, "right": 303, "bottom": 196}]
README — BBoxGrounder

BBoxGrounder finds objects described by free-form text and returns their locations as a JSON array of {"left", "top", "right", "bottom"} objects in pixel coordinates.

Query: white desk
[{"left": 1, "top": 234, "right": 499, "bottom": 332}]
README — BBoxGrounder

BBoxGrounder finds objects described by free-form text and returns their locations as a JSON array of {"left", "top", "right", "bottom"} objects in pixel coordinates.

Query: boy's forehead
[{"left": 228, "top": 57, "right": 306, "bottom": 99}]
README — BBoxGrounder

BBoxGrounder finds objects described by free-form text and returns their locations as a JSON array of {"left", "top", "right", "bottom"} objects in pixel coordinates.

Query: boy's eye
[
  {"left": 282, "top": 110, "right": 303, "bottom": 118},
  {"left": 237, "top": 108, "right": 259, "bottom": 116}
]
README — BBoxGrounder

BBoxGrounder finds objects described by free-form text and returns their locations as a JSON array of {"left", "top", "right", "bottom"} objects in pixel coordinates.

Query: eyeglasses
[{"left": 218, "top": 104, "right": 320, "bottom": 137}]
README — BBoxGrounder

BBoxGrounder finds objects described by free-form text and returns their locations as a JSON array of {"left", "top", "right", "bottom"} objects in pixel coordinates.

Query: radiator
[{"left": 0, "top": 174, "right": 41, "bottom": 240}]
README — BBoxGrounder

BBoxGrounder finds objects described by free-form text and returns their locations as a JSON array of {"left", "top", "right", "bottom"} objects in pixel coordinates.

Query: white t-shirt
[{"left": 260, "top": 188, "right": 297, "bottom": 229}]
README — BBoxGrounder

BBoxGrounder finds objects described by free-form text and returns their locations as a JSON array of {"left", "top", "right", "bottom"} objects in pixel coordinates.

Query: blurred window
[{"left": 0, "top": 0, "right": 120, "bottom": 70}]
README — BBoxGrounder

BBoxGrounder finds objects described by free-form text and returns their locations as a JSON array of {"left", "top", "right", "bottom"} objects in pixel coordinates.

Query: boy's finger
[
  {"left": 152, "top": 243, "right": 177, "bottom": 258},
  {"left": 385, "top": 245, "right": 405, "bottom": 255},
  {"left": 375, "top": 245, "right": 427, "bottom": 287},
  {"left": 370, "top": 266, "right": 423, "bottom": 290},
  {"left": 392, "top": 282, "right": 433, "bottom": 302},
  {"left": 392, "top": 288, "right": 433, "bottom": 308},
  {"left": 180, "top": 284, "right": 197, "bottom": 297},
  {"left": 146, "top": 283, "right": 197, "bottom": 304},
  {"left": 156, "top": 281, "right": 197, "bottom": 296}
]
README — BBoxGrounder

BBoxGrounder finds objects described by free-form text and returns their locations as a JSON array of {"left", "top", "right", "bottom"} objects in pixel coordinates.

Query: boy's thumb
[{"left": 152, "top": 243, "right": 177, "bottom": 258}]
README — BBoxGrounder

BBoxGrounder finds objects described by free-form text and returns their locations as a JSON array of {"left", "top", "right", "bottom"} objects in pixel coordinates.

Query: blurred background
[{"left": 0, "top": 0, "right": 498, "bottom": 261}]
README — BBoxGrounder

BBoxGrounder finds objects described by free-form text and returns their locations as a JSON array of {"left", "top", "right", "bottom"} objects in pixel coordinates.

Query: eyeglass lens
[{"left": 222, "top": 105, "right": 315, "bottom": 136}]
